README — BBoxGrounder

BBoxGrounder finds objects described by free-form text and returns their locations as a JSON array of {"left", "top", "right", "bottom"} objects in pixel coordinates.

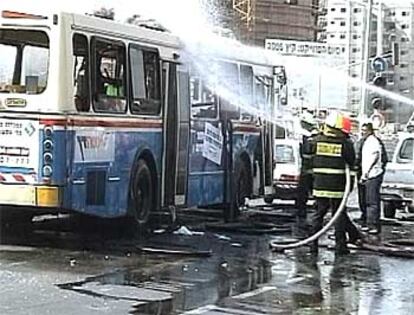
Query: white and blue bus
[{"left": 0, "top": 9, "right": 285, "bottom": 225}]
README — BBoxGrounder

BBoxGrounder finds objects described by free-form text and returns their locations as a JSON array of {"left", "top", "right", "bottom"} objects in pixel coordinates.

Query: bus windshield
[{"left": 0, "top": 29, "right": 49, "bottom": 94}]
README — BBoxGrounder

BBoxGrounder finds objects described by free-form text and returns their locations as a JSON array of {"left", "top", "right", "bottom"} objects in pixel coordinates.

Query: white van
[
  {"left": 272, "top": 139, "right": 301, "bottom": 200},
  {"left": 381, "top": 132, "right": 414, "bottom": 218}
]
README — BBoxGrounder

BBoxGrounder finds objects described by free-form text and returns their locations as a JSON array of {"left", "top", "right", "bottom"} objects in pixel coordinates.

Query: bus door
[
  {"left": 263, "top": 117, "right": 274, "bottom": 196},
  {"left": 249, "top": 74, "right": 277, "bottom": 198},
  {"left": 262, "top": 75, "right": 275, "bottom": 197},
  {"left": 187, "top": 72, "right": 225, "bottom": 206},
  {"left": 161, "top": 62, "right": 190, "bottom": 207}
]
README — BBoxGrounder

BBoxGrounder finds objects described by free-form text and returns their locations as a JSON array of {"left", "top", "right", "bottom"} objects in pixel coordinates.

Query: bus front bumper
[{"left": 0, "top": 184, "right": 60, "bottom": 207}]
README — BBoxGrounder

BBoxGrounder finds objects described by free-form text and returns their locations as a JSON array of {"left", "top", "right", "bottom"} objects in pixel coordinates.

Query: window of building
[
  {"left": 400, "top": 63, "right": 408, "bottom": 68},
  {"left": 72, "top": 33, "right": 90, "bottom": 112},
  {"left": 353, "top": 8, "right": 361, "bottom": 13},
  {"left": 402, "top": 11, "right": 409, "bottom": 16},
  {"left": 401, "top": 50, "right": 408, "bottom": 56},
  {"left": 129, "top": 46, "right": 161, "bottom": 115},
  {"left": 330, "top": 34, "right": 335, "bottom": 38},
  {"left": 331, "top": 7, "right": 336, "bottom": 12},
  {"left": 330, "top": 20, "right": 335, "bottom": 25},
  {"left": 340, "top": 8, "right": 346, "bottom": 13},
  {"left": 92, "top": 37, "right": 127, "bottom": 114},
  {"left": 353, "top": 21, "right": 361, "bottom": 26},
  {"left": 340, "top": 21, "right": 346, "bottom": 26},
  {"left": 352, "top": 34, "right": 359, "bottom": 39},
  {"left": 340, "top": 34, "right": 346, "bottom": 39},
  {"left": 402, "top": 24, "right": 409, "bottom": 29},
  {"left": 400, "top": 76, "right": 406, "bottom": 81}
]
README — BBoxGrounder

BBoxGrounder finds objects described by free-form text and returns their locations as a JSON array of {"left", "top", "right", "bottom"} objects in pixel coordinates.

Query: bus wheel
[
  {"left": 229, "top": 160, "right": 251, "bottom": 221},
  {"left": 132, "top": 159, "right": 153, "bottom": 226},
  {"left": 383, "top": 201, "right": 396, "bottom": 219}
]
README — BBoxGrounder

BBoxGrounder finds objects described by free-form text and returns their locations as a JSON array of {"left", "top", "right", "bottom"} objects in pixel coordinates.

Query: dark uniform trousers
[
  {"left": 309, "top": 198, "right": 361, "bottom": 252},
  {"left": 295, "top": 134, "right": 316, "bottom": 218},
  {"left": 295, "top": 172, "right": 312, "bottom": 218}
]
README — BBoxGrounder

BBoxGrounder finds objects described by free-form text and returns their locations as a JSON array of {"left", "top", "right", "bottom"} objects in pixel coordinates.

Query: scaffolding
[
  {"left": 232, "top": 0, "right": 255, "bottom": 42},
  {"left": 232, "top": 0, "right": 253, "bottom": 29}
]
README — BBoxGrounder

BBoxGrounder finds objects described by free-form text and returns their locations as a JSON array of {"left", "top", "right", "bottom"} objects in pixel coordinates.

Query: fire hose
[{"left": 270, "top": 164, "right": 352, "bottom": 251}]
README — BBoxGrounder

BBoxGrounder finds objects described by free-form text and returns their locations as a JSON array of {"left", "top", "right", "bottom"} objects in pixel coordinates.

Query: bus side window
[
  {"left": 240, "top": 64, "right": 254, "bottom": 122},
  {"left": 92, "top": 38, "right": 126, "bottom": 113},
  {"left": 217, "top": 61, "right": 239, "bottom": 120},
  {"left": 255, "top": 75, "right": 272, "bottom": 115},
  {"left": 129, "top": 46, "right": 161, "bottom": 115},
  {"left": 190, "top": 74, "right": 217, "bottom": 119},
  {"left": 72, "top": 33, "right": 90, "bottom": 112}
]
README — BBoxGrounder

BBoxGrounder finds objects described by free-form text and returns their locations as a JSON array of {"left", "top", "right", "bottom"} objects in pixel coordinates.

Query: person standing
[
  {"left": 309, "top": 112, "right": 362, "bottom": 255},
  {"left": 360, "top": 122, "right": 385, "bottom": 235},
  {"left": 295, "top": 112, "right": 319, "bottom": 219},
  {"left": 355, "top": 127, "right": 368, "bottom": 227}
]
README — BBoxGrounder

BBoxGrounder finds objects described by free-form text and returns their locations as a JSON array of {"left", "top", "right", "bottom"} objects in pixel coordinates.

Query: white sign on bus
[{"left": 202, "top": 122, "right": 223, "bottom": 165}]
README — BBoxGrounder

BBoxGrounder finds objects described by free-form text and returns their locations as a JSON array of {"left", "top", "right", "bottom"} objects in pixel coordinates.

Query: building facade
[
  {"left": 323, "top": 0, "right": 375, "bottom": 114},
  {"left": 381, "top": 2, "right": 414, "bottom": 125},
  {"left": 323, "top": 0, "right": 414, "bottom": 124},
  {"left": 251, "top": 0, "right": 321, "bottom": 45},
  {"left": 214, "top": 0, "right": 322, "bottom": 44}
]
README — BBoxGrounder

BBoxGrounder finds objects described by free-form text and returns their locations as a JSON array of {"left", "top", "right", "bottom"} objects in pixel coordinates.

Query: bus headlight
[
  {"left": 43, "top": 152, "right": 53, "bottom": 164},
  {"left": 42, "top": 165, "right": 53, "bottom": 177},
  {"left": 44, "top": 126, "right": 53, "bottom": 137},
  {"left": 43, "top": 139, "right": 53, "bottom": 151}
]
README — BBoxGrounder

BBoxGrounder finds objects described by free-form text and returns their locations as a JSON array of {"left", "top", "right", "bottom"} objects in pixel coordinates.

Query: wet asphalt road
[{"left": 2, "top": 202, "right": 414, "bottom": 314}]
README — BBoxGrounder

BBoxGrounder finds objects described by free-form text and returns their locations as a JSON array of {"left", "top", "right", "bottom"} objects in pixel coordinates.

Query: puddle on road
[
  {"left": 4, "top": 210, "right": 414, "bottom": 314},
  {"left": 56, "top": 233, "right": 274, "bottom": 314}
]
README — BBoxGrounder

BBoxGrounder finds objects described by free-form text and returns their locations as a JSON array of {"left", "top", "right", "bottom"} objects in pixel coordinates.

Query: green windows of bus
[
  {"left": 92, "top": 38, "right": 126, "bottom": 113},
  {"left": 216, "top": 61, "right": 239, "bottom": 119},
  {"left": 189, "top": 74, "right": 217, "bottom": 119},
  {"left": 255, "top": 75, "right": 273, "bottom": 114},
  {"left": 240, "top": 64, "right": 254, "bottom": 122},
  {"left": 72, "top": 34, "right": 90, "bottom": 112},
  {"left": 0, "top": 29, "right": 49, "bottom": 94},
  {"left": 129, "top": 46, "right": 161, "bottom": 115}
]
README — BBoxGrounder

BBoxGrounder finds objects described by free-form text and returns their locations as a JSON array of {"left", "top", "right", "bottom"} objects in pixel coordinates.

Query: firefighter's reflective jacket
[{"left": 312, "top": 127, "right": 356, "bottom": 198}]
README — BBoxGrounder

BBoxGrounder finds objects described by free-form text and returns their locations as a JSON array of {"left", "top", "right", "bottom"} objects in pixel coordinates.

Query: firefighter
[
  {"left": 295, "top": 111, "right": 319, "bottom": 219},
  {"left": 309, "top": 111, "right": 362, "bottom": 255}
]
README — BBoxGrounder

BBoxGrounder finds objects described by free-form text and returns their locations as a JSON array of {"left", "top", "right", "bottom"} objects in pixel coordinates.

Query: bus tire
[
  {"left": 131, "top": 159, "right": 153, "bottom": 226},
  {"left": 229, "top": 159, "right": 251, "bottom": 221},
  {"left": 383, "top": 201, "right": 396, "bottom": 219}
]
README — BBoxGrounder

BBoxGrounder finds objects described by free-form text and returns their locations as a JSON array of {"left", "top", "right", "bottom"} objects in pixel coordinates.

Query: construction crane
[
  {"left": 232, "top": 0, "right": 254, "bottom": 42},
  {"left": 232, "top": 0, "right": 253, "bottom": 29}
]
